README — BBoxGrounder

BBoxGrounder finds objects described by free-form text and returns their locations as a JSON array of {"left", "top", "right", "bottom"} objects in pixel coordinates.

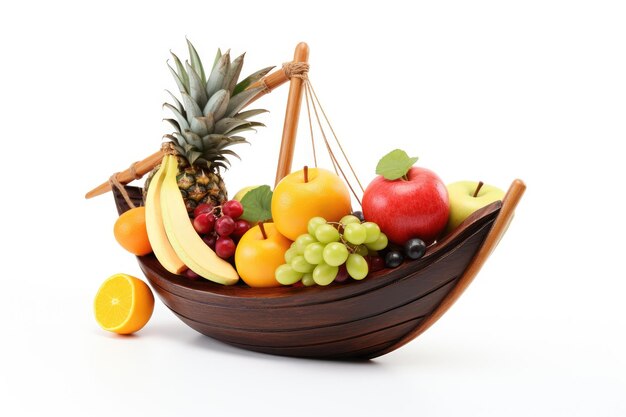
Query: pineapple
[{"left": 145, "top": 40, "right": 273, "bottom": 214}]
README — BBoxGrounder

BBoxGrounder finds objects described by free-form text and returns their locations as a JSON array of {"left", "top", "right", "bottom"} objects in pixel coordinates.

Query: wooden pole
[
  {"left": 247, "top": 68, "right": 290, "bottom": 106},
  {"left": 274, "top": 42, "right": 309, "bottom": 186},
  {"left": 84, "top": 150, "right": 166, "bottom": 199}
]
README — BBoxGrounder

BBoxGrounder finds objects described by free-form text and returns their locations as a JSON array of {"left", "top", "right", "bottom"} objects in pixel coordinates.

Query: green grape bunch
[{"left": 275, "top": 213, "right": 389, "bottom": 286}]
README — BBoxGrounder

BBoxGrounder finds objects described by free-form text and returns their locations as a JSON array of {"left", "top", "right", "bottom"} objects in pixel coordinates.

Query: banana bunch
[{"left": 144, "top": 154, "right": 239, "bottom": 285}]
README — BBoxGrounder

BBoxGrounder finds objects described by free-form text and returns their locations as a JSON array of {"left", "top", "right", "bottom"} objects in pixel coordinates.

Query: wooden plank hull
[{"left": 115, "top": 186, "right": 500, "bottom": 359}]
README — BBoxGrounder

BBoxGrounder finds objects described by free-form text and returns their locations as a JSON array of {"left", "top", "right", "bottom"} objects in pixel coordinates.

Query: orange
[
  {"left": 113, "top": 207, "right": 152, "bottom": 256},
  {"left": 272, "top": 167, "right": 352, "bottom": 241},
  {"left": 234, "top": 223, "right": 292, "bottom": 287},
  {"left": 94, "top": 273, "right": 155, "bottom": 334}
]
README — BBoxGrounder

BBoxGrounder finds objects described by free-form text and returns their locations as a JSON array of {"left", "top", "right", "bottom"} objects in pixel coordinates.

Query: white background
[{"left": 1, "top": 1, "right": 625, "bottom": 416}]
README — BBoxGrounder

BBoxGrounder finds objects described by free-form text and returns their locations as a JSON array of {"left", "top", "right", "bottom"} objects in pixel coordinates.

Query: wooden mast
[{"left": 274, "top": 42, "right": 309, "bottom": 185}]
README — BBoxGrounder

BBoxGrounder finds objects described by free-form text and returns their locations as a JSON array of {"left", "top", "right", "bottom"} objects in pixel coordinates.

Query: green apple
[
  {"left": 446, "top": 181, "right": 505, "bottom": 231},
  {"left": 233, "top": 185, "right": 260, "bottom": 202}
]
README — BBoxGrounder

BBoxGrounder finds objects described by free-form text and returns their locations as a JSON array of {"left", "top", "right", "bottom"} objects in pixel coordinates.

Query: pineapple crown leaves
[{"left": 164, "top": 40, "right": 274, "bottom": 171}]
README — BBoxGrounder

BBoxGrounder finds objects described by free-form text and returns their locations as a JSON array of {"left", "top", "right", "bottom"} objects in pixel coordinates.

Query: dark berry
[
  {"left": 352, "top": 210, "right": 365, "bottom": 222},
  {"left": 367, "top": 255, "right": 385, "bottom": 272},
  {"left": 334, "top": 265, "right": 350, "bottom": 283},
  {"left": 385, "top": 250, "right": 404, "bottom": 268},
  {"left": 404, "top": 238, "right": 426, "bottom": 260}
]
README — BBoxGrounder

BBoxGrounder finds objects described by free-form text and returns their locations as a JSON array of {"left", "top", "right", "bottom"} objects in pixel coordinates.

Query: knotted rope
[
  {"left": 109, "top": 161, "right": 141, "bottom": 210},
  {"left": 260, "top": 61, "right": 310, "bottom": 94},
  {"left": 110, "top": 143, "right": 176, "bottom": 209},
  {"left": 282, "top": 62, "right": 310, "bottom": 79}
]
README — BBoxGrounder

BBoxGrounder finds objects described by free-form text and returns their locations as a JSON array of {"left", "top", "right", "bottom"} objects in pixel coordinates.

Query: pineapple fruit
[{"left": 145, "top": 40, "right": 273, "bottom": 214}]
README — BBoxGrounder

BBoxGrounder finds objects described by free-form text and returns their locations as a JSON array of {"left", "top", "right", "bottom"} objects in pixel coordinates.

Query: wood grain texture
[
  {"left": 369, "top": 179, "right": 526, "bottom": 358},
  {"left": 85, "top": 150, "right": 165, "bottom": 199},
  {"left": 112, "top": 184, "right": 507, "bottom": 359},
  {"left": 274, "top": 42, "right": 309, "bottom": 185}
]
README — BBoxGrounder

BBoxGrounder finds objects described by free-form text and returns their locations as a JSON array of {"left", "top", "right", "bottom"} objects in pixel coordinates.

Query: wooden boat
[
  {"left": 94, "top": 42, "right": 526, "bottom": 359},
  {"left": 113, "top": 178, "right": 524, "bottom": 360}
]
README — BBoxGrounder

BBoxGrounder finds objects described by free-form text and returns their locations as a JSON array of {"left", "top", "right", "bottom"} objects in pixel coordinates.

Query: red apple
[{"left": 362, "top": 166, "right": 449, "bottom": 245}]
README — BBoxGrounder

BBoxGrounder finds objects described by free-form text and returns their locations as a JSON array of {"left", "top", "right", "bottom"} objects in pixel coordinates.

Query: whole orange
[
  {"left": 272, "top": 168, "right": 352, "bottom": 241},
  {"left": 113, "top": 207, "right": 152, "bottom": 256},
  {"left": 235, "top": 223, "right": 292, "bottom": 287}
]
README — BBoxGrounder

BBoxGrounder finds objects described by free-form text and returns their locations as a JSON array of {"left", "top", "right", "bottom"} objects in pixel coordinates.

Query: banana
[
  {"left": 144, "top": 156, "right": 187, "bottom": 274},
  {"left": 160, "top": 155, "right": 239, "bottom": 285}
]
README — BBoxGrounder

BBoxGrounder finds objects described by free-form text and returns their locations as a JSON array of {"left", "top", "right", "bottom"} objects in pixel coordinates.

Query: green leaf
[
  {"left": 171, "top": 143, "right": 186, "bottom": 156},
  {"left": 375, "top": 149, "right": 418, "bottom": 180},
  {"left": 232, "top": 66, "right": 274, "bottom": 96},
  {"left": 240, "top": 185, "right": 273, "bottom": 223},
  {"left": 206, "top": 51, "right": 230, "bottom": 98},
  {"left": 180, "top": 92, "right": 203, "bottom": 124},
  {"left": 186, "top": 150, "right": 202, "bottom": 166},
  {"left": 203, "top": 89, "right": 229, "bottom": 120},
  {"left": 212, "top": 48, "right": 222, "bottom": 71},
  {"left": 167, "top": 62, "right": 189, "bottom": 94},
  {"left": 164, "top": 90, "right": 184, "bottom": 114},
  {"left": 226, "top": 127, "right": 255, "bottom": 136},
  {"left": 234, "top": 109, "right": 269, "bottom": 120},
  {"left": 200, "top": 134, "right": 229, "bottom": 152},
  {"left": 182, "top": 129, "right": 203, "bottom": 150},
  {"left": 212, "top": 161, "right": 227, "bottom": 171},
  {"left": 163, "top": 118, "right": 180, "bottom": 132},
  {"left": 186, "top": 39, "right": 206, "bottom": 84},
  {"left": 221, "top": 138, "right": 249, "bottom": 148},
  {"left": 163, "top": 103, "right": 189, "bottom": 131},
  {"left": 214, "top": 118, "right": 251, "bottom": 135},
  {"left": 170, "top": 52, "right": 190, "bottom": 93},
  {"left": 225, "top": 53, "right": 245, "bottom": 95},
  {"left": 171, "top": 132, "right": 189, "bottom": 148},
  {"left": 226, "top": 86, "right": 264, "bottom": 117},
  {"left": 190, "top": 116, "right": 209, "bottom": 137},
  {"left": 185, "top": 61, "right": 208, "bottom": 108}
]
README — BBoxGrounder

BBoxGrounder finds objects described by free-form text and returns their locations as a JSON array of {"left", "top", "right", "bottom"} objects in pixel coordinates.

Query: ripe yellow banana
[
  {"left": 144, "top": 156, "right": 187, "bottom": 274},
  {"left": 160, "top": 155, "right": 239, "bottom": 285}
]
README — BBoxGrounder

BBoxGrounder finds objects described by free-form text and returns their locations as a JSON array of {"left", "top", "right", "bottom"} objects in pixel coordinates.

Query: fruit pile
[
  {"left": 110, "top": 41, "right": 506, "bottom": 290},
  {"left": 95, "top": 41, "right": 513, "bottom": 339}
]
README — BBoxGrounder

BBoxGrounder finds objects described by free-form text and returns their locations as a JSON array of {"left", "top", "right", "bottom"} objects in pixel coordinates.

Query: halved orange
[{"left": 94, "top": 273, "right": 155, "bottom": 334}]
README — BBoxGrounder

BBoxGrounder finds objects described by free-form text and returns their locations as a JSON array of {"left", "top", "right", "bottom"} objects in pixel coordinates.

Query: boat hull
[{"left": 115, "top": 186, "right": 500, "bottom": 359}]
